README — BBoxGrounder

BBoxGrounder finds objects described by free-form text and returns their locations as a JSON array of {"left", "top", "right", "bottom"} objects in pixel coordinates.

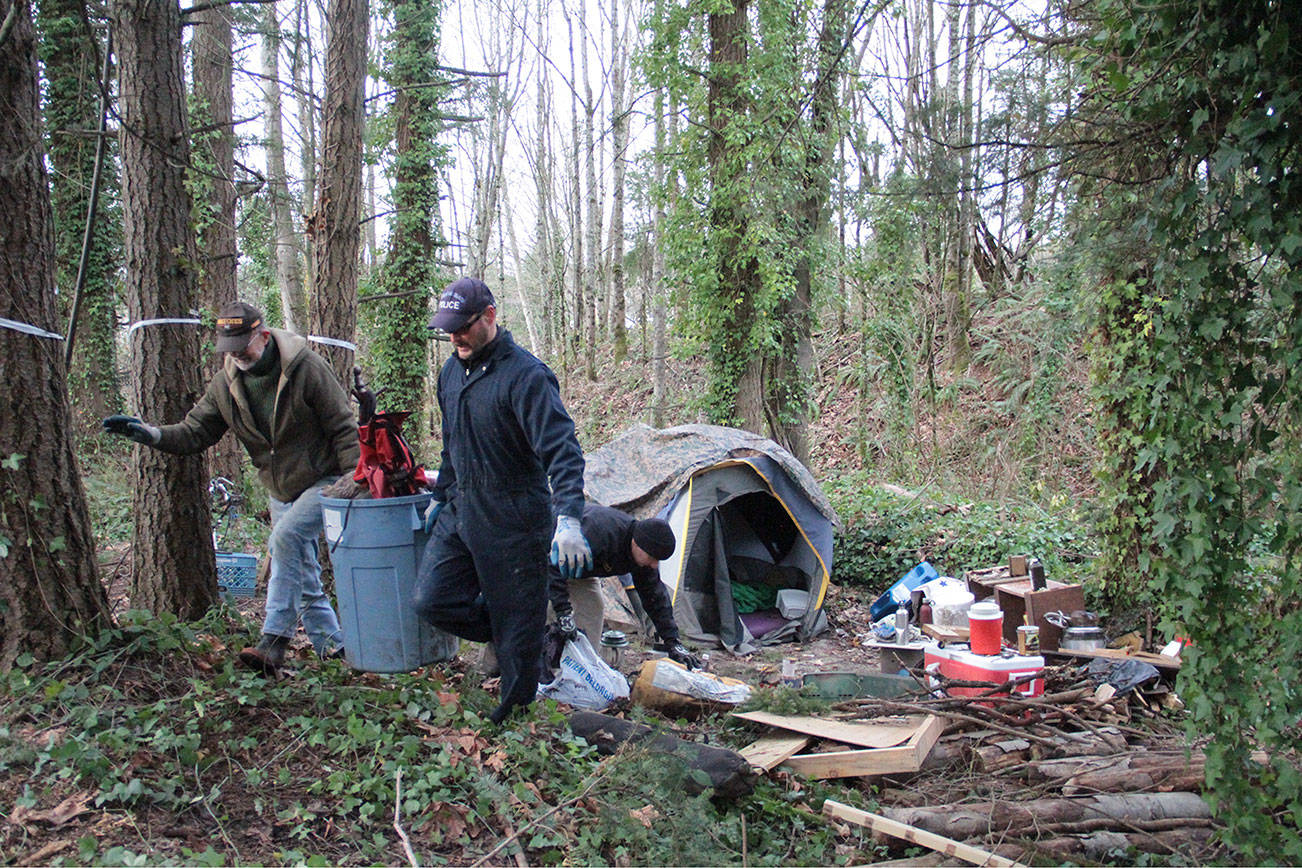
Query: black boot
[{"left": 238, "top": 633, "right": 291, "bottom": 676}]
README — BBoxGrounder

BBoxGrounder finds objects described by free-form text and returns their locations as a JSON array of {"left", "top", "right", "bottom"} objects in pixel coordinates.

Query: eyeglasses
[{"left": 448, "top": 309, "right": 484, "bottom": 335}]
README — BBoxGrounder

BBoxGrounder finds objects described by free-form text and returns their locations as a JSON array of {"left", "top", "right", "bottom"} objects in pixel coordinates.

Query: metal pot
[{"left": 1059, "top": 626, "right": 1107, "bottom": 651}]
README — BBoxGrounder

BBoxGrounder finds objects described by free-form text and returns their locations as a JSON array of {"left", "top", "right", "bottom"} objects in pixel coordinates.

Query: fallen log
[
  {"left": 974, "top": 728, "right": 1130, "bottom": 773},
  {"left": 1031, "top": 827, "right": 1218, "bottom": 862},
  {"left": 1026, "top": 752, "right": 1205, "bottom": 795},
  {"left": 568, "top": 710, "right": 755, "bottom": 799},
  {"left": 918, "top": 739, "right": 969, "bottom": 772},
  {"left": 1029, "top": 817, "right": 1217, "bottom": 835},
  {"left": 971, "top": 739, "right": 1032, "bottom": 772},
  {"left": 883, "top": 792, "right": 1212, "bottom": 840}
]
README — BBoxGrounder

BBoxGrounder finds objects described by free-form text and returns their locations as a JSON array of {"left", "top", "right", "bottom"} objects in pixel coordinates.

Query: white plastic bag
[{"left": 537, "top": 633, "right": 630, "bottom": 710}]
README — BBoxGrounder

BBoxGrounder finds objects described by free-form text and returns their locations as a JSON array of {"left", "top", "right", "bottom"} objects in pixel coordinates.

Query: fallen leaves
[
  {"left": 629, "top": 804, "right": 661, "bottom": 828},
  {"left": 8, "top": 791, "right": 94, "bottom": 828}
]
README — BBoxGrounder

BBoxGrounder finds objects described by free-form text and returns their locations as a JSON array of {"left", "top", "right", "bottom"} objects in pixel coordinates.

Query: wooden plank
[
  {"left": 738, "top": 734, "right": 812, "bottom": 772},
  {"left": 784, "top": 744, "right": 921, "bottom": 778},
  {"left": 1045, "top": 647, "right": 1181, "bottom": 671},
  {"left": 780, "top": 715, "right": 943, "bottom": 779},
  {"left": 823, "top": 800, "right": 1024, "bottom": 868},
  {"left": 922, "top": 623, "right": 969, "bottom": 642},
  {"left": 732, "top": 711, "right": 924, "bottom": 749}
]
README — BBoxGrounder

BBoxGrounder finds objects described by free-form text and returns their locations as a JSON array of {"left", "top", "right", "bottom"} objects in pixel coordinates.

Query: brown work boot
[{"left": 238, "top": 633, "right": 291, "bottom": 676}]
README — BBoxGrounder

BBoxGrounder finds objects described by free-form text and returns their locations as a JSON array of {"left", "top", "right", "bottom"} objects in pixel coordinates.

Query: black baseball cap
[
  {"left": 430, "top": 277, "right": 495, "bottom": 333},
  {"left": 215, "top": 301, "right": 265, "bottom": 352}
]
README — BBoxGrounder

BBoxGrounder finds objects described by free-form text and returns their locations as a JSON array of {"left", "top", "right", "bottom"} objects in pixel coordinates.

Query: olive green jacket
[{"left": 156, "top": 329, "right": 360, "bottom": 502}]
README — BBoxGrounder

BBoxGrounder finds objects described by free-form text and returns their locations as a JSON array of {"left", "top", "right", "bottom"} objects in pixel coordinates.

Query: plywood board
[
  {"left": 780, "top": 715, "right": 944, "bottom": 779},
  {"left": 738, "top": 734, "right": 812, "bottom": 772},
  {"left": 732, "top": 711, "right": 924, "bottom": 749}
]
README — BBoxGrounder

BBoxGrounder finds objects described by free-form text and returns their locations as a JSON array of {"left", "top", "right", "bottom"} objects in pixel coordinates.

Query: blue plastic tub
[
  {"left": 869, "top": 561, "right": 939, "bottom": 622},
  {"left": 321, "top": 493, "right": 458, "bottom": 673}
]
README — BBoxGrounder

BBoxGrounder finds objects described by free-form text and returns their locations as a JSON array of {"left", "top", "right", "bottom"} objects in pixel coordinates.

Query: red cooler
[{"left": 925, "top": 644, "right": 1044, "bottom": 703}]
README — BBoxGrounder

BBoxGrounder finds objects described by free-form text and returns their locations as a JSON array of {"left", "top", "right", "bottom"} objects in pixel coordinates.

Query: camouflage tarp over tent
[{"left": 584, "top": 424, "right": 839, "bottom": 653}]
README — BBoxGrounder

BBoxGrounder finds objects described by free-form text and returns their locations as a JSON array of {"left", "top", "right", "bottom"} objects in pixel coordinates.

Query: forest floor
[{"left": 0, "top": 558, "right": 1222, "bottom": 867}]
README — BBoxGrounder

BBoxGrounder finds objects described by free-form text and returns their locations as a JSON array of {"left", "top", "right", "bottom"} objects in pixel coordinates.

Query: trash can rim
[{"left": 320, "top": 492, "right": 432, "bottom": 508}]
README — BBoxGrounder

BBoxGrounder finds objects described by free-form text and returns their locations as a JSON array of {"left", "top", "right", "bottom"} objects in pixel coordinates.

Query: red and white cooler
[{"left": 925, "top": 644, "right": 1045, "bottom": 702}]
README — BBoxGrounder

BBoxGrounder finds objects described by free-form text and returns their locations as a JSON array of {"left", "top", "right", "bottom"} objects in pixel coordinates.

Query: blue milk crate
[{"left": 215, "top": 551, "right": 259, "bottom": 597}]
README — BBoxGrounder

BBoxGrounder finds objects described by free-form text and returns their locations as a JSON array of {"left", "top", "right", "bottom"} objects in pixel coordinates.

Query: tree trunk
[
  {"left": 608, "top": 0, "right": 628, "bottom": 362},
  {"left": 0, "top": 0, "right": 113, "bottom": 668},
  {"left": 767, "top": 0, "right": 851, "bottom": 465},
  {"left": 564, "top": 8, "right": 583, "bottom": 370},
  {"left": 113, "top": 0, "right": 220, "bottom": 618},
  {"left": 947, "top": 0, "right": 976, "bottom": 372},
  {"left": 707, "top": 0, "right": 763, "bottom": 434},
  {"left": 503, "top": 186, "right": 540, "bottom": 351},
  {"left": 262, "top": 2, "right": 307, "bottom": 332},
  {"left": 368, "top": 0, "right": 438, "bottom": 415},
  {"left": 191, "top": 0, "right": 243, "bottom": 486},
  {"left": 650, "top": 82, "right": 667, "bottom": 428},
  {"left": 36, "top": 0, "right": 121, "bottom": 435},
  {"left": 292, "top": 0, "right": 317, "bottom": 300},
  {"left": 310, "top": 0, "right": 368, "bottom": 385},
  {"left": 532, "top": 0, "right": 558, "bottom": 361},
  {"left": 581, "top": 8, "right": 600, "bottom": 381}
]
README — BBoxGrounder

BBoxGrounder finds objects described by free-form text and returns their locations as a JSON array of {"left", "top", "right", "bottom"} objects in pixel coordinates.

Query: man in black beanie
[{"left": 547, "top": 503, "right": 701, "bottom": 669}]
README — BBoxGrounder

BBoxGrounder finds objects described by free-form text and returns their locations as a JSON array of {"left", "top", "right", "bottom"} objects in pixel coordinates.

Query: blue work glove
[
  {"left": 422, "top": 498, "right": 445, "bottom": 533},
  {"left": 549, "top": 514, "right": 592, "bottom": 579},
  {"left": 102, "top": 414, "right": 161, "bottom": 446}
]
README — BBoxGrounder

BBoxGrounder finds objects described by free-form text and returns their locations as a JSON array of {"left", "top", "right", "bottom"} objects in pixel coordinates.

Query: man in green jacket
[{"left": 103, "top": 301, "right": 361, "bottom": 674}]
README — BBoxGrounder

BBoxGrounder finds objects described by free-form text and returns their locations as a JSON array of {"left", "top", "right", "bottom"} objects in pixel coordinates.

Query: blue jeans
[{"left": 263, "top": 477, "right": 344, "bottom": 654}]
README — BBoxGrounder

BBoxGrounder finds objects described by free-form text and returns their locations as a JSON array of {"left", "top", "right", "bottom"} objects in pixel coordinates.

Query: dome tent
[{"left": 583, "top": 424, "right": 839, "bottom": 653}]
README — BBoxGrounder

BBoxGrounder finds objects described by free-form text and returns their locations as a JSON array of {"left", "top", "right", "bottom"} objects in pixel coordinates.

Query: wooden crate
[{"left": 964, "top": 566, "right": 1084, "bottom": 652}]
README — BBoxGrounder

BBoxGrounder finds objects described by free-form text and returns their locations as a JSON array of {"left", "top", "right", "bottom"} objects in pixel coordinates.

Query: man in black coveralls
[{"left": 412, "top": 277, "right": 592, "bottom": 724}]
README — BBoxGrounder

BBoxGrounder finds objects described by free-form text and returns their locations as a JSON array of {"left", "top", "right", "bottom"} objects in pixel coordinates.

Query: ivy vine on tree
[{"left": 1075, "top": 2, "right": 1302, "bottom": 858}]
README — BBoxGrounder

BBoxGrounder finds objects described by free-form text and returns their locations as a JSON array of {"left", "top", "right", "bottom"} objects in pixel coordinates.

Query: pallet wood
[
  {"left": 732, "top": 711, "right": 924, "bottom": 749},
  {"left": 1045, "top": 646, "right": 1182, "bottom": 671},
  {"left": 823, "top": 800, "right": 1024, "bottom": 868},
  {"left": 738, "top": 734, "right": 812, "bottom": 772},
  {"left": 781, "top": 715, "right": 943, "bottom": 779}
]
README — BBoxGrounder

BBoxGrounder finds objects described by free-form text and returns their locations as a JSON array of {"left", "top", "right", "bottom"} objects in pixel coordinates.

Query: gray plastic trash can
[{"left": 321, "top": 492, "right": 458, "bottom": 672}]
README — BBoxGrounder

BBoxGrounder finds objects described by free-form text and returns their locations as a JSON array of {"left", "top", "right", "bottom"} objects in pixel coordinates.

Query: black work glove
[
  {"left": 667, "top": 642, "right": 701, "bottom": 670},
  {"left": 102, "top": 414, "right": 161, "bottom": 446},
  {"left": 555, "top": 612, "right": 580, "bottom": 642}
]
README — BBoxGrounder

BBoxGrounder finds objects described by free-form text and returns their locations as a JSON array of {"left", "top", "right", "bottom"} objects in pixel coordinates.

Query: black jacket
[
  {"left": 430, "top": 328, "right": 585, "bottom": 519},
  {"left": 548, "top": 503, "right": 679, "bottom": 643}
]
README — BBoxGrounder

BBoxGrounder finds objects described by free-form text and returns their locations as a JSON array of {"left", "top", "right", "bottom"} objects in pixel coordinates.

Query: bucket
[
  {"left": 968, "top": 600, "right": 1003, "bottom": 655},
  {"left": 922, "top": 577, "right": 974, "bottom": 627},
  {"left": 321, "top": 493, "right": 458, "bottom": 673}
]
